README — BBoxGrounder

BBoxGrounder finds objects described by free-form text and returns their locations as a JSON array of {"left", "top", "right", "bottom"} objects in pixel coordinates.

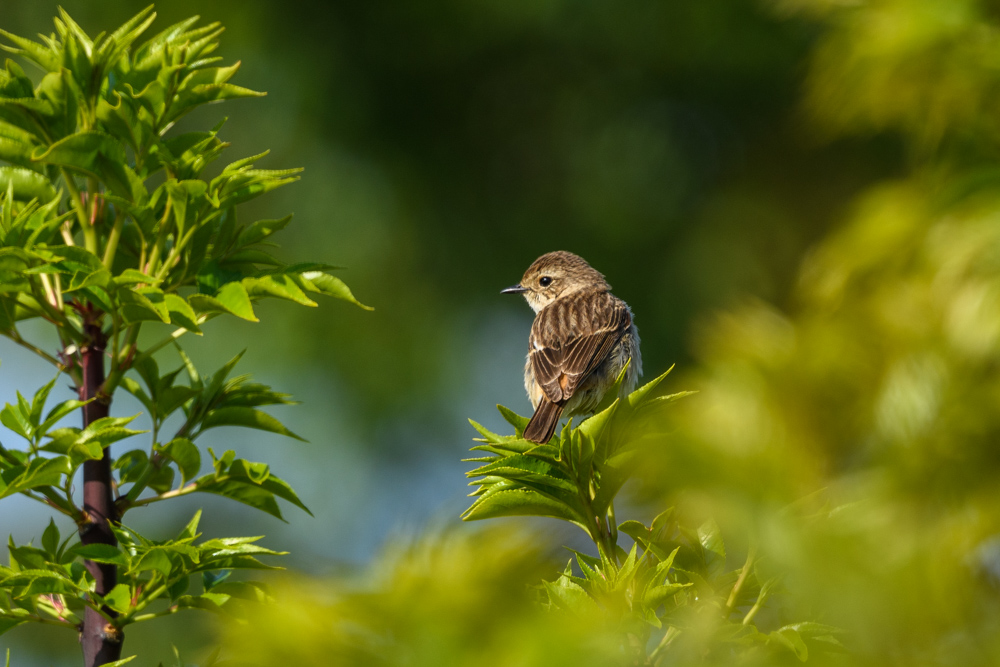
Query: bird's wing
[{"left": 529, "top": 292, "right": 631, "bottom": 404}]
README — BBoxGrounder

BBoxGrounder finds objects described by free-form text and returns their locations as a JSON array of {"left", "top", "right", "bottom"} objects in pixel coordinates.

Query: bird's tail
[{"left": 524, "top": 399, "right": 564, "bottom": 444}]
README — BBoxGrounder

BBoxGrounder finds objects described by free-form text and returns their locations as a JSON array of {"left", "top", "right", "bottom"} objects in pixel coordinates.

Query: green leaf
[
  {"left": 627, "top": 365, "right": 675, "bottom": 409},
  {"left": 31, "top": 131, "right": 127, "bottom": 179},
  {"left": 698, "top": 518, "right": 726, "bottom": 578},
  {"left": 618, "top": 520, "right": 651, "bottom": 545},
  {"left": 0, "top": 617, "right": 27, "bottom": 637},
  {"left": 0, "top": 29, "right": 60, "bottom": 71},
  {"left": 243, "top": 274, "right": 316, "bottom": 307},
  {"left": 67, "top": 543, "right": 129, "bottom": 567},
  {"left": 238, "top": 215, "right": 291, "bottom": 246},
  {"left": 543, "top": 575, "right": 597, "bottom": 613},
  {"left": 497, "top": 404, "right": 530, "bottom": 435},
  {"left": 161, "top": 438, "right": 201, "bottom": 484},
  {"left": 298, "top": 271, "right": 372, "bottom": 310},
  {"left": 113, "top": 269, "right": 159, "bottom": 286},
  {"left": 8, "top": 570, "right": 79, "bottom": 597},
  {"left": 166, "top": 83, "right": 265, "bottom": 126},
  {"left": 194, "top": 477, "right": 284, "bottom": 519},
  {"left": 77, "top": 414, "right": 146, "bottom": 449},
  {"left": 114, "top": 449, "right": 149, "bottom": 484},
  {"left": 39, "top": 398, "right": 90, "bottom": 436},
  {"left": 189, "top": 281, "right": 258, "bottom": 321},
  {"left": 462, "top": 488, "right": 585, "bottom": 525},
  {"left": 101, "top": 583, "right": 133, "bottom": 615},
  {"left": 130, "top": 548, "right": 172, "bottom": 577},
  {"left": 210, "top": 579, "right": 272, "bottom": 603},
  {"left": 0, "top": 402, "right": 32, "bottom": 440},
  {"left": 201, "top": 407, "right": 304, "bottom": 441},
  {"left": 193, "top": 457, "right": 310, "bottom": 520},
  {"left": 202, "top": 568, "right": 232, "bottom": 591},
  {"left": 164, "top": 294, "right": 202, "bottom": 333},
  {"left": 29, "top": 377, "right": 56, "bottom": 430},
  {"left": 770, "top": 627, "right": 809, "bottom": 662},
  {"left": 0, "top": 456, "right": 72, "bottom": 498},
  {"left": 119, "top": 285, "right": 170, "bottom": 324},
  {"left": 0, "top": 166, "right": 56, "bottom": 201},
  {"left": 41, "top": 518, "right": 59, "bottom": 556}
]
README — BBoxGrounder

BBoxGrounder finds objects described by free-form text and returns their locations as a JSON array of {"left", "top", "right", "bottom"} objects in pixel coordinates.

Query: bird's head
[{"left": 501, "top": 251, "right": 610, "bottom": 312}]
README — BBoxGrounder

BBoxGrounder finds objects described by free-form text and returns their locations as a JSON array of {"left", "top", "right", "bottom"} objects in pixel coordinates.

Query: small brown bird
[{"left": 502, "top": 251, "right": 642, "bottom": 443}]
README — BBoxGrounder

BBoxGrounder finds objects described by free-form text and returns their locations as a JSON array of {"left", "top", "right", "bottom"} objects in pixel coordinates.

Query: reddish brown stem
[{"left": 78, "top": 322, "right": 123, "bottom": 666}]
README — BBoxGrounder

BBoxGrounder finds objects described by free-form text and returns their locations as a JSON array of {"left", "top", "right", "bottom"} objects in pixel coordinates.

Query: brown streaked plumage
[{"left": 502, "top": 251, "right": 642, "bottom": 443}]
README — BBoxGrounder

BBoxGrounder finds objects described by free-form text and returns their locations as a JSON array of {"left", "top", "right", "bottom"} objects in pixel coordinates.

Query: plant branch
[
  {"left": 121, "top": 482, "right": 198, "bottom": 511},
  {"left": 61, "top": 169, "right": 96, "bottom": 254},
  {"left": 103, "top": 324, "right": 141, "bottom": 396},
  {"left": 78, "top": 323, "right": 123, "bottom": 665},
  {"left": 25, "top": 614, "right": 77, "bottom": 630},
  {"left": 649, "top": 626, "right": 681, "bottom": 665},
  {"left": 102, "top": 208, "right": 123, "bottom": 269},
  {"left": 4, "top": 329, "right": 67, "bottom": 372},
  {"left": 130, "top": 318, "right": 207, "bottom": 370},
  {"left": 129, "top": 606, "right": 178, "bottom": 624},
  {"left": 726, "top": 543, "right": 757, "bottom": 614},
  {"left": 21, "top": 488, "right": 79, "bottom": 517},
  {"left": 144, "top": 199, "right": 172, "bottom": 276}
]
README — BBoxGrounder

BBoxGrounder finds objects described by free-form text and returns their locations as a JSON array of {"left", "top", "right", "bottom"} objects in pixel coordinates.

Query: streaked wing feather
[{"left": 529, "top": 295, "right": 630, "bottom": 404}]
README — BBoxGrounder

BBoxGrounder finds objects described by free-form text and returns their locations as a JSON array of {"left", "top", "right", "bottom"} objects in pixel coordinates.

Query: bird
[{"left": 502, "top": 251, "right": 642, "bottom": 444}]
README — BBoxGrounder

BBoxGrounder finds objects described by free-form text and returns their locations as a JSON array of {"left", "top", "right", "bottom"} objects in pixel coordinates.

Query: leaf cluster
[
  {"left": 0, "top": 509, "right": 277, "bottom": 638},
  {"left": 464, "top": 370, "right": 843, "bottom": 664},
  {"left": 464, "top": 366, "right": 691, "bottom": 555},
  {"left": 0, "top": 4, "right": 368, "bottom": 394},
  {"left": 0, "top": 6, "right": 363, "bottom": 651},
  {"left": 0, "top": 350, "right": 308, "bottom": 636}
]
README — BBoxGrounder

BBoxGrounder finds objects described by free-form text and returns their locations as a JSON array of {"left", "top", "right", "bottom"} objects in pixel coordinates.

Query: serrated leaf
[
  {"left": 189, "top": 281, "right": 257, "bottom": 321},
  {"left": 201, "top": 407, "right": 304, "bottom": 441},
  {"left": 462, "top": 488, "right": 585, "bottom": 525},
  {"left": 298, "top": 271, "right": 371, "bottom": 310},
  {"left": 163, "top": 294, "right": 202, "bottom": 333},
  {"left": 497, "top": 404, "right": 530, "bottom": 435},
  {"left": 0, "top": 166, "right": 56, "bottom": 201},
  {"left": 543, "top": 576, "right": 597, "bottom": 614},
  {"left": 31, "top": 131, "right": 126, "bottom": 179},
  {"left": 243, "top": 273, "right": 316, "bottom": 307},
  {"left": 130, "top": 548, "right": 172, "bottom": 577},
  {"left": 189, "top": 456, "right": 308, "bottom": 521}
]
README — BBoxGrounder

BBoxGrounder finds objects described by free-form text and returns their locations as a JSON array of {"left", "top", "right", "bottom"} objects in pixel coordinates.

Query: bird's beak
[{"left": 501, "top": 284, "right": 529, "bottom": 295}]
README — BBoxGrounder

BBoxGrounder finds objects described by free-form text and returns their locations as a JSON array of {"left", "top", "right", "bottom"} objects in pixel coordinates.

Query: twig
[{"left": 726, "top": 543, "right": 757, "bottom": 613}]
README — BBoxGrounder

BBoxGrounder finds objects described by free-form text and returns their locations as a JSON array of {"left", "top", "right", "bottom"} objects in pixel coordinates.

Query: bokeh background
[{"left": 6, "top": 0, "right": 1000, "bottom": 665}]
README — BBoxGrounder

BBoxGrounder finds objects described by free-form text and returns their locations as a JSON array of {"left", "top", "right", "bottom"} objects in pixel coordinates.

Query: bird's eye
[{"left": 539, "top": 276, "right": 553, "bottom": 287}]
